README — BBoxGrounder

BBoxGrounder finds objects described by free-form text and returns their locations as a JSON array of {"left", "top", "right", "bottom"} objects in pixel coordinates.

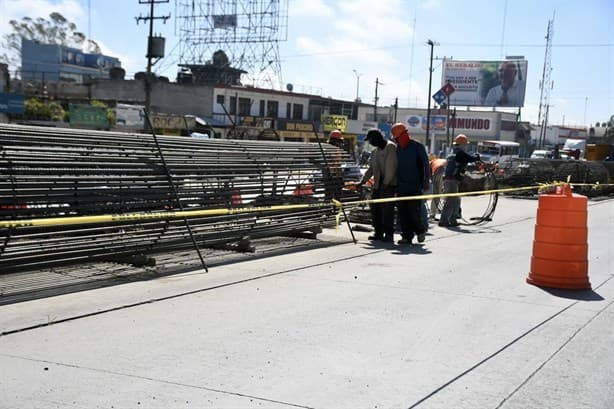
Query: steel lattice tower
[
  {"left": 537, "top": 13, "right": 554, "bottom": 148},
  {"left": 174, "top": 0, "right": 288, "bottom": 89}
]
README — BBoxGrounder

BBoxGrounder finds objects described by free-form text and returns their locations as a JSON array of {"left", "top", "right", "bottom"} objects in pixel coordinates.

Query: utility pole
[
  {"left": 136, "top": 0, "right": 170, "bottom": 129},
  {"left": 374, "top": 77, "right": 383, "bottom": 123},
  {"left": 352, "top": 69, "right": 362, "bottom": 102},
  {"left": 393, "top": 97, "right": 398, "bottom": 123},
  {"left": 425, "top": 39, "right": 438, "bottom": 152}
]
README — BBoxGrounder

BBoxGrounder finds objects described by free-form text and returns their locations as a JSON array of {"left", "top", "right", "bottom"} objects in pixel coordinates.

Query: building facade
[{"left": 21, "top": 39, "right": 121, "bottom": 83}]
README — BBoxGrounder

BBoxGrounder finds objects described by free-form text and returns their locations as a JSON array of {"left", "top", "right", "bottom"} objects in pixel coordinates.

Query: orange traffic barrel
[{"left": 527, "top": 184, "right": 590, "bottom": 290}]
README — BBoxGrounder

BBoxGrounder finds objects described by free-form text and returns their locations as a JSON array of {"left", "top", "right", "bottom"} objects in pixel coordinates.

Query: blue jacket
[
  {"left": 396, "top": 140, "right": 430, "bottom": 195},
  {"left": 444, "top": 148, "right": 480, "bottom": 180}
]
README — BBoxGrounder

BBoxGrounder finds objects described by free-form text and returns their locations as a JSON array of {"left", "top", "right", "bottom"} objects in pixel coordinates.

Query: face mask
[{"left": 396, "top": 133, "right": 410, "bottom": 149}]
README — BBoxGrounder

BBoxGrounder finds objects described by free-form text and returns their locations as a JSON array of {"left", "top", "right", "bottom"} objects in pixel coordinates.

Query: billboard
[{"left": 442, "top": 60, "right": 528, "bottom": 107}]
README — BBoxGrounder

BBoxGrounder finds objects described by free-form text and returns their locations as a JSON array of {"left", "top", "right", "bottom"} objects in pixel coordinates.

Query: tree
[
  {"left": 0, "top": 12, "right": 101, "bottom": 76},
  {"left": 91, "top": 100, "right": 116, "bottom": 125},
  {"left": 24, "top": 98, "right": 67, "bottom": 121}
]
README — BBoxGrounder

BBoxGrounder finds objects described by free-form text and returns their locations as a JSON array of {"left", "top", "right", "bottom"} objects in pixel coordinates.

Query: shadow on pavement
[{"left": 538, "top": 287, "right": 604, "bottom": 301}]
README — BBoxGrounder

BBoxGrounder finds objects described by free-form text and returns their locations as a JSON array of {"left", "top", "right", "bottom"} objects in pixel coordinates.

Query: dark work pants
[
  {"left": 397, "top": 194, "right": 426, "bottom": 240},
  {"left": 371, "top": 186, "right": 396, "bottom": 238}
]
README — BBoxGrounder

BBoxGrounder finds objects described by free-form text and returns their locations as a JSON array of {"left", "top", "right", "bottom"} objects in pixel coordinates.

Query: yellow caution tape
[
  {"left": 0, "top": 202, "right": 334, "bottom": 229},
  {"left": 1, "top": 180, "right": 611, "bottom": 230}
]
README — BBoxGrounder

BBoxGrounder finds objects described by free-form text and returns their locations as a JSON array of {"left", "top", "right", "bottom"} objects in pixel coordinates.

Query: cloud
[
  {"left": 289, "top": 0, "right": 334, "bottom": 18},
  {"left": 285, "top": 0, "right": 416, "bottom": 104},
  {"left": 1, "top": 0, "right": 86, "bottom": 38},
  {"left": 0, "top": 0, "right": 143, "bottom": 75},
  {"left": 418, "top": 0, "right": 442, "bottom": 10}
]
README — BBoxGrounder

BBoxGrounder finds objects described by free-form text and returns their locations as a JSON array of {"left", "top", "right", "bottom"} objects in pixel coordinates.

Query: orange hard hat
[
  {"left": 329, "top": 129, "right": 344, "bottom": 140},
  {"left": 391, "top": 122, "right": 409, "bottom": 139},
  {"left": 453, "top": 134, "right": 469, "bottom": 145}
]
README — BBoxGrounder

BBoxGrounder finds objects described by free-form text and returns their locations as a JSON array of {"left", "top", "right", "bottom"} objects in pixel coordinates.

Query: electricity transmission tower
[
  {"left": 174, "top": 0, "right": 288, "bottom": 89},
  {"left": 537, "top": 13, "right": 554, "bottom": 148}
]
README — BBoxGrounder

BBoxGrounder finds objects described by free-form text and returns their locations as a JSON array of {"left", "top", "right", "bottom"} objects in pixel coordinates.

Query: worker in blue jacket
[
  {"left": 391, "top": 122, "right": 430, "bottom": 245},
  {"left": 439, "top": 134, "right": 481, "bottom": 227}
]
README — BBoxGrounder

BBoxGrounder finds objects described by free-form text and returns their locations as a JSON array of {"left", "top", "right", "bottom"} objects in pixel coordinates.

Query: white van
[{"left": 477, "top": 140, "right": 520, "bottom": 163}]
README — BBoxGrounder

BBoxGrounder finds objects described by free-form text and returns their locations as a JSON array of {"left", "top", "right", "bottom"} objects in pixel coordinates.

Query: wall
[
  {"left": 213, "top": 86, "right": 311, "bottom": 125},
  {"left": 10, "top": 78, "right": 214, "bottom": 120}
]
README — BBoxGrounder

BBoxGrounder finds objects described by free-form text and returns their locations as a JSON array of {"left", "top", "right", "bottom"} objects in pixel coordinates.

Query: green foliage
[
  {"left": 24, "top": 98, "right": 46, "bottom": 119},
  {"left": 47, "top": 101, "right": 66, "bottom": 121},
  {"left": 91, "top": 100, "right": 116, "bottom": 125},
  {"left": 24, "top": 98, "right": 66, "bottom": 121},
  {"left": 0, "top": 13, "right": 101, "bottom": 73}
]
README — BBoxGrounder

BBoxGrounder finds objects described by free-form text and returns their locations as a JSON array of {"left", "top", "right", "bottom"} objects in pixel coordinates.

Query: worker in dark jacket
[
  {"left": 324, "top": 129, "right": 345, "bottom": 200},
  {"left": 439, "top": 134, "right": 481, "bottom": 227},
  {"left": 391, "top": 122, "right": 430, "bottom": 245},
  {"left": 357, "top": 128, "right": 398, "bottom": 243}
]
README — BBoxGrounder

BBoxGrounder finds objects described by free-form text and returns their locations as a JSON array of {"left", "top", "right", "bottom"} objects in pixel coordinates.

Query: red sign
[{"left": 442, "top": 82, "right": 456, "bottom": 96}]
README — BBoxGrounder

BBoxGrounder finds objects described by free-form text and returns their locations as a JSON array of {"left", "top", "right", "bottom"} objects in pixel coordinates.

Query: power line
[{"left": 280, "top": 42, "right": 612, "bottom": 59}]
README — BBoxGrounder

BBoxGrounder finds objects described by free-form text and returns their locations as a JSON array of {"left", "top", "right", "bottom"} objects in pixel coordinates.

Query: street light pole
[
  {"left": 425, "top": 39, "right": 437, "bottom": 153},
  {"left": 352, "top": 69, "right": 362, "bottom": 101}
]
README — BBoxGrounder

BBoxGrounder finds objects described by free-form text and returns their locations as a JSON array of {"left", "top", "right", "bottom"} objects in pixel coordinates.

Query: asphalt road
[{"left": 1, "top": 196, "right": 613, "bottom": 409}]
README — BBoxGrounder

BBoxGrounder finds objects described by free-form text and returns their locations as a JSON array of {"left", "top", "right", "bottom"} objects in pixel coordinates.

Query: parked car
[{"left": 530, "top": 149, "right": 553, "bottom": 159}]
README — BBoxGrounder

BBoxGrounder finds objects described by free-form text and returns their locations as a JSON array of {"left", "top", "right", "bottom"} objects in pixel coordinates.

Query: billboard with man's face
[{"left": 442, "top": 60, "right": 528, "bottom": 107}]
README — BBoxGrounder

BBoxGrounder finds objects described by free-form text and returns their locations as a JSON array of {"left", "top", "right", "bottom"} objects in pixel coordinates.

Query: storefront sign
[{"left": 321, "top": 114, "right": 348, "bottom": 132}]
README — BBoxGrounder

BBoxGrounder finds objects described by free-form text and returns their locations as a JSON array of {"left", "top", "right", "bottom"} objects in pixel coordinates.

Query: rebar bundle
[{"left": 0, "top": 124, "right": 358, "bottom": 272}]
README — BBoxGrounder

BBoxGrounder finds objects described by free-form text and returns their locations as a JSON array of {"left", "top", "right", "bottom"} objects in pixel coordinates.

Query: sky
[{"left": 1, "top": 0, "right": 613, "bottom": 128}]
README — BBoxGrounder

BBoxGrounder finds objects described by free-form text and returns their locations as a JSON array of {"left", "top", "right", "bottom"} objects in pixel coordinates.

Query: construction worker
[
  {"left": 357, "top": 128, "right": 397, "bottom": 243},
  {"left": 391, "top": 122, "right": 430, "bottom": 245},
  {"left": 328, "top": 129, "right": 345, "bottom": 149},
  {"left": 439, "top": 134, "right": 481, "bottom": 227},
  {"left": 324, "top": 129, "right": 345, "bottom": 200}
]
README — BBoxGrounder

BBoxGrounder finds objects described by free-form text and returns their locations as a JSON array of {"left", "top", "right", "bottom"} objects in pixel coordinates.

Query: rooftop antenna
[
  {"left": 408, "top": 11, "right": 416, "bottom": 106},
  {"left": 500, "top": 0, "right": 508, "bottom": 58},
  {"left": 87, "top": 0, "right": 91, "bottom": 52}
]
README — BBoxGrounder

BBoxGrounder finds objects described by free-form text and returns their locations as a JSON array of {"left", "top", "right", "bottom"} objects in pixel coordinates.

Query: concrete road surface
[{"left": 1, "top": 196, "right": 613, "bottom": 409}]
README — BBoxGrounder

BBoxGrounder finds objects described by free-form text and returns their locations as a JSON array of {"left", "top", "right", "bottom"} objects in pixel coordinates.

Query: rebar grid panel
[{"left": 0, "top": 123, "right": 358, "bottom": 272}]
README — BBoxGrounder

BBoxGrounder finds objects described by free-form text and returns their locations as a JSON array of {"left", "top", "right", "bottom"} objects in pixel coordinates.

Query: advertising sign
[
  {"left": 151, "top": 114, "right": 196, "bottom": 130},
  {"left": 422, "top": 115, "right": 447, "bottom": 131},
  {"left": 406, "top": 114, "right": 422, "bottom": 130},
  {"left": 321, "top": 114, "right": 348, "bottom": 132},
  {"left": 115, "top": 104, "right": 144, "bottom": 128},
  {"left": 442, "top": 60, "right": 528, "bottom": 107}
]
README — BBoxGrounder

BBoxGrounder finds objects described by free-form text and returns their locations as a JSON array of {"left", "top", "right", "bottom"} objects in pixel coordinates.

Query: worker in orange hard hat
[
  {"left": 439, "top": 134, "right": 481, "bottom": 227},
  {"left": 328, "top": 129, "right": 344, "bottom": 148},
  {"left": 324, "top": 129, "right": 345, "bottom": 200},
  {"left": 391, "top": 122, "right": 430, "bottom": 245}
]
